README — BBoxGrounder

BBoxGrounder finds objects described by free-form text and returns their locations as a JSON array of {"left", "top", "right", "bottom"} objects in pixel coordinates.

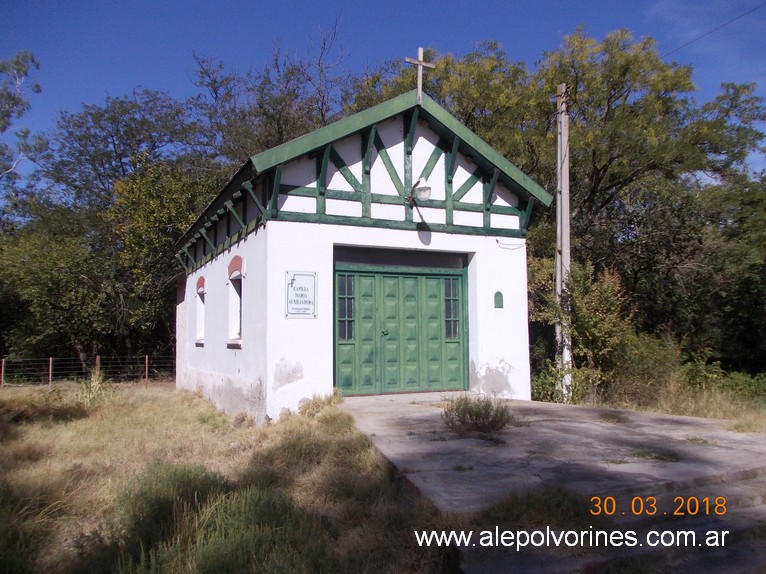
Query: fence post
[
  {"left": 144, "top": 355, "right": 149, "bottom": 388},
  {"left": 1, "top": 357, "right": 4, "bottom": 388},
  {"left": 49, "top": 357, "right": 53, "bottom": 387},
  {"left": 95, "top": 355, "right": 101, "bottom": 372}
]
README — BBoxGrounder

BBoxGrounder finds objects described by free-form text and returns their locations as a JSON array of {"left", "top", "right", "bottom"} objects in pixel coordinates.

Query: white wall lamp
[{"left": 407, "top": 177, "right": 431, "bottom": 208}]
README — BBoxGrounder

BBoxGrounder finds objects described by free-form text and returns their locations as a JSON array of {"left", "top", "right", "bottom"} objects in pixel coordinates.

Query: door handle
[{"left": 381, "top": 329, "right": 389, "bottom": 336}]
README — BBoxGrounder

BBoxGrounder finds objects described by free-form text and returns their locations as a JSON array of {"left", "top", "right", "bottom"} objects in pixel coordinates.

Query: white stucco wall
[
  {"left": 178, "top": 219, "right": 533, "bottom": 420},
  {"left": 177, "top": 230, "right": 270, "bottom": 423}
]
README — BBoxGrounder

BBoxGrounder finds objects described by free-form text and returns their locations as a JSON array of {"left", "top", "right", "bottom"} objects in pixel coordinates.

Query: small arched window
[
  {"left": 494, "top": 291, "right": 504, "bottom": 309},
  {"left": 195, "top": 277, "right": 206, "bottom": 345},
  {"left": 228, "top": 257, "right": 243, "bottom": 346}
]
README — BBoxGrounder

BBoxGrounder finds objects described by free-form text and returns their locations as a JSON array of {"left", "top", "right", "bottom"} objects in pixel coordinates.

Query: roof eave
[
  {"left": 418, "top": 94, "right": 553, "bottom": 206},
  {"left": 175, "top": 160, "right": 257, "bottom": 250},
  {"left": 250, "top": 91, "right": 419, "bottom": 173}
]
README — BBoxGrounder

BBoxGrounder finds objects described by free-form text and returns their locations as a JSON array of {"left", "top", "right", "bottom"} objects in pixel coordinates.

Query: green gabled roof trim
[
  {"left": 249, "top": 90, "right": 552, "bottom": 207},
  {"left": 418, "top": 93, "right": 552, "bottom": 206},
  {"left": 250, "top": 92, "right": 415, "bottom": 172},
  {"left": 176, "top": 162, "right": 255, "bottom": 251},
  {"left": 176, "top": 89, "right": 551, "bottom": 270}
]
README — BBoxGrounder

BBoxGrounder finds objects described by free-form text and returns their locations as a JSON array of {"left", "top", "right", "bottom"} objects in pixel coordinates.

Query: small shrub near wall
[{"left": 442, "top": 395, "right": 514, "bottom": 435}]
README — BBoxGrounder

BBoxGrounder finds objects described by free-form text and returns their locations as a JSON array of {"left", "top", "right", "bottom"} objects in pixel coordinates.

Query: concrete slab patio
[{"left": 340, "top": 392, "right": 766, "bottom": 572}]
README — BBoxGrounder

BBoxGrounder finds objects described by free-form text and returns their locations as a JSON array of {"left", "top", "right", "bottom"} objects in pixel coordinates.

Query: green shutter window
[
  {"left": 337, "top": 274, "right": 355, "bottom": 340},
  {"left": 494, "top": 291, "right": 504, "bottom": 308},
  {"left": 444, "top": 277, "right": 460, "bottom": 340}
]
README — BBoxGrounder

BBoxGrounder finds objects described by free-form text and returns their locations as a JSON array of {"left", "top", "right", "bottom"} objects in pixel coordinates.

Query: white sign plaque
[{"left": 285, "top": 271, "right": 317, "bottom": 318}]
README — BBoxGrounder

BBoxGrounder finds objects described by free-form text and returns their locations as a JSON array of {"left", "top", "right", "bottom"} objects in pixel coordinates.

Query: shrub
[
  {"left": 570, "top": 366, "right": 606, "bottom": 404},
  {"left": 78, "top": 368, "right": 113, "bottom": 407},
  {"left": 531, "top": 362, "right": 565, "bottom": 403},
  {"left": 607, "top": 332, "right": 681, "bottom": 406},
  {"left": 683, "top": 350, "right": 724, "bottom": 392},
  {"left": 531, "top": 363, "right": 604, "bottom": 404},
  {"left": 442, "top": 395, "right": 514, "bottom": 435},
  {"left": 719, "top": 371, "right": 766, "bottom": 401}
]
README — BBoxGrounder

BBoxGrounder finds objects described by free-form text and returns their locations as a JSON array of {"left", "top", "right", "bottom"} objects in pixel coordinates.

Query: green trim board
[
  {"left": 225, "top": 200, "right": 246, "bottom": 230},
  {"left": 176, "top": 89, "right": 550, "bottom": 271},
  {"left": 329, "top": 146, "right": 362, "bottom": 192},
  {"left": 335, "top": 262, "right": 465, "bottom": 275},
  {"left": 452, "top": 169, "right": 483, "bottom": 202},
  {"left": 373, "top": 132, "right": 405, "bottom": 195},
  {"left": 419, "top": 143, "right": 443, "bottom": 183},
  {"left": 272, "top": 211, "right": 525, "bottom": 238},
  {"left": 275, "top": 185, "right": 522, "bottom": 219}
]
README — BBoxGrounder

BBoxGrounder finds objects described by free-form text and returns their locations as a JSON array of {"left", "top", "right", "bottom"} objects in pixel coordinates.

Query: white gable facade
[{"left": 175, "top": 91, "right": 552, "bottom": 423}]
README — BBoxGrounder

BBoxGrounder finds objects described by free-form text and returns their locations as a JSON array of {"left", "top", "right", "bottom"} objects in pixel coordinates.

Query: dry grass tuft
[
  {"left": 0, "top": 383, "right": 451, "bottom": 573},
  {"left": 654, "top": 378, "right": 766, "bottom": 428},
  {"left": 442, "top": 394, "right": 515, "bottom": 435}
]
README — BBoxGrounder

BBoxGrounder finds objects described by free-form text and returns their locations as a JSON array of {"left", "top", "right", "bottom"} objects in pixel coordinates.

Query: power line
[{"left": 662, "top": 1, "right": 766, "bottom": 58}]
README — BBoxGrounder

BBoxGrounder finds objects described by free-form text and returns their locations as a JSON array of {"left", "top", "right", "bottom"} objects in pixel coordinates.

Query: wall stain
[
  {"left": 274, "top": 358, "right": 304, "bottom": 389},
  {"left": 470, "top": 359, "right": 515, "bottom": 398}
]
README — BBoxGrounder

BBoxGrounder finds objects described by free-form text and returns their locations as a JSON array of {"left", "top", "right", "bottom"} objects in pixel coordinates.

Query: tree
[
  {"left": 0, "top": 51, "right": 40, "bottom": 177},
  {"left": 343, "top": 43, "right": 545, "bottom": 175},
  {"left": 190, "top": 27, "right": 348, "bottom": 164},
  {"left": 108, "top": 163, "right": 220, "bottom": 350},
  {"left": 703, "top": 174, "right": 766, "bottom": 372},
  {"left": 0, "top": 201, "right": 125, "bottom": 361},
  {"left": 34, "top": 89, "right": 201, "bottom": 211},
  {"left": 1, "top": 51, "right": 47, "bottom": 233}
]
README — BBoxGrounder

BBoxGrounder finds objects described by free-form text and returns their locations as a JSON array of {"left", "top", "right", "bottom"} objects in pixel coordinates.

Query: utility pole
[{"left": 555, "top": 83, "right": 573, "bottom": 402}]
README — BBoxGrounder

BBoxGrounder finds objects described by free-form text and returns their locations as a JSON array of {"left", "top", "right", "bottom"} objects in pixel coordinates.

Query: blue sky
[{"left": 2, "top": 0, "right": 765, "bottom": 169}]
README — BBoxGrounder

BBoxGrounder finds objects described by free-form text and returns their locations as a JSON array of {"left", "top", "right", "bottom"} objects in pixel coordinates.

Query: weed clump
[
  {"left": 298, "top": 389, "right": 343, "bottom": 417},
  {"left": 78, "top": 368, "right": 113, "bottom": 407},
  {"left": 442, "top": 394, "right": 514, "bottom": 435}
]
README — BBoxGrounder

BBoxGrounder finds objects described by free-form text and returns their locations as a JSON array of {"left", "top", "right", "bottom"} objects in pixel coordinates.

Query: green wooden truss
[{"left": 175, "top": 90, "right": 552, "bottom": 273}]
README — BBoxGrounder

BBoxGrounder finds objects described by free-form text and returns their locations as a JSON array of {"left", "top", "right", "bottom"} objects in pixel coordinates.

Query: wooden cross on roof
[{"left": 405, "top": 47, "right": 435, "bottom": 105}]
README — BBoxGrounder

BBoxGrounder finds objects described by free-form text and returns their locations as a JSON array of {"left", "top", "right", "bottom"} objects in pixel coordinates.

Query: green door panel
[
  {"left": 335, "top": 269, "right": 466, "bottom": 394},
  {"left": 356, "top": 275, "right": 377, "bottom": 393}
]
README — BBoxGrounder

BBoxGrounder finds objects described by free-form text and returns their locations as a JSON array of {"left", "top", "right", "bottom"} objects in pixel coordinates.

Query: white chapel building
[{"left": 175, "top": 89, "right": 552, "bottom": 423}]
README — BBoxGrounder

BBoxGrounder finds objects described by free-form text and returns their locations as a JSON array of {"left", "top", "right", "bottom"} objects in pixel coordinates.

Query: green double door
[{"left": 335, "top": 269, "right": 466, "bottom": 394}]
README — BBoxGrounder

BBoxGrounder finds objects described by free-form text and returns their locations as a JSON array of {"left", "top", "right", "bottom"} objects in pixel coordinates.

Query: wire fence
[{"left": 0, "top": 355, "right": 175, "bottom": 386}]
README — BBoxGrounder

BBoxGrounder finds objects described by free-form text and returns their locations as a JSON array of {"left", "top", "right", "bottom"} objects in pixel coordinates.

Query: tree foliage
[
  {"left": 108, "top": 163, "right": 220, "bottom": 348},
  {"left": 190, "top": 28, "right": 347, "bottom": 164},
  {"left": 351, "top": 29, "right": 764, "bottom": 373},
  {"left": 35, "top": 89, "right": 202, "bottom": 211},
  {"left": 1, "top": 51, "right": 46, "bottom": 223},
  {"left": 0, "top": 204, "right": 122, "bottom": 359}
]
